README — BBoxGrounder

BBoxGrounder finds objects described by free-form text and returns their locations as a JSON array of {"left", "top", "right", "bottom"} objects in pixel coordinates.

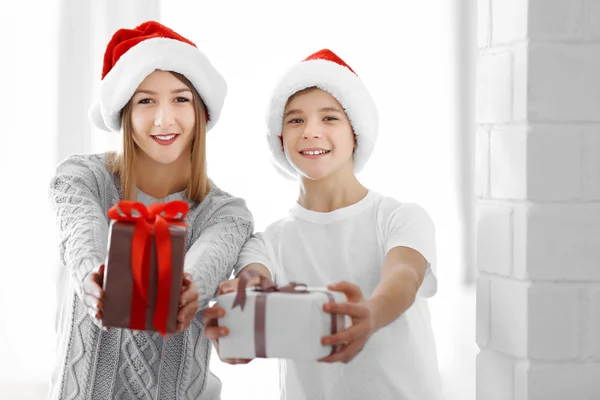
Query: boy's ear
[{"left": 280, "top": 135, "right": 284, "bottom": 150}]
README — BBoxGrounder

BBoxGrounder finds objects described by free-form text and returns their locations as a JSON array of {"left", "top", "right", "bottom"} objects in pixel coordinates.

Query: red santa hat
[
  {"left": 266, "top": 49, "right": 379, "bottom": 179},
  {"left": 89, "top": 21, "right": 227, "bottom": 133}
]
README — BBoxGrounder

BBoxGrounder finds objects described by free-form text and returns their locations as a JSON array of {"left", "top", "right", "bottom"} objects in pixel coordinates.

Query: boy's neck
[
  {"left": 134, "top": 151, "right": 191, "bottom": 199},
  {"left": 298, "top": 168, "right": 368, "bottom": 213}
]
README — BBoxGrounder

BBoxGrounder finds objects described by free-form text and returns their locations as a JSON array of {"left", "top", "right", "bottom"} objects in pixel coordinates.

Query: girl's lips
[{"left": 151, "top": 134, "right": 180, "bottom": 146}]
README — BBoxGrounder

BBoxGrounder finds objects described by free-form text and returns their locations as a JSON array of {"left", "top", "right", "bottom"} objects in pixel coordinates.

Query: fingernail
[
  {"left": 322, "top": 338, "right": 330, "bottom": 345},
  {"left": 218, "top": 309, "right": 225, "bottom": 317},
  {"left": 220, "top": 328, "right": 228, "bottom": 335}
]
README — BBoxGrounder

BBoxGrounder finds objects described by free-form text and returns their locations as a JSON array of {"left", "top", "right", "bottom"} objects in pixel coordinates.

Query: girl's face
[
  {"left": 281, "top": 88, "right": 356, "bottom": 181},
  {"left": 129, "top": 70, "right": 196, "bottom": 165}
]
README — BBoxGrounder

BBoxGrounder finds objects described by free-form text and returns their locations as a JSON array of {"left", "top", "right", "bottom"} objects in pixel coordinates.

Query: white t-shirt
[{"left": 235, "top": 190, "right": 444, "bottom": 400}]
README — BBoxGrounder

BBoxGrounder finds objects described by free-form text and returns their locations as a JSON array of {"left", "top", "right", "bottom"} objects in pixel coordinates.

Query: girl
[
  {"left": 203, "top": 50, "right": 444, "bottom": 400},
  {"left": 48, "top": 21, "right": 253, "bottom": 400}
]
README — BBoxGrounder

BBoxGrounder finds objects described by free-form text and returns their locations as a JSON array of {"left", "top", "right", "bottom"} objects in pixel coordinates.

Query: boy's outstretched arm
[
  {"left": 369, "top": 246, "right": 427, "bottom": 330},
  {"left": 319, "top": 246, "right": 427, "bottom": 364}
]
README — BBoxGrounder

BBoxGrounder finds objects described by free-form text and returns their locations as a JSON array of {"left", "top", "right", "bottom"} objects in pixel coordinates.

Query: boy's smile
[{"left": 282, "top": 88, "right": 356, "bottom": 180}]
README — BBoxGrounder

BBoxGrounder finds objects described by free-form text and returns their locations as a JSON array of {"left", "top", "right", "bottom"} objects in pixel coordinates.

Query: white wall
[{"left": 476, "top": 0, "right": 600, "bottom": 398}]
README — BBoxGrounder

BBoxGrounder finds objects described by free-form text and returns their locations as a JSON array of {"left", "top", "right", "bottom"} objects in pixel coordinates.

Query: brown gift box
[{"left": 102, "top": 220, "right": 187, "bottom": 334}]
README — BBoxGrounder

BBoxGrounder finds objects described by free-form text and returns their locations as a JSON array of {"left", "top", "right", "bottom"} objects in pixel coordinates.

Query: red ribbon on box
[{"left": 108, "top": 200, "right": 189, "bottom": 336}]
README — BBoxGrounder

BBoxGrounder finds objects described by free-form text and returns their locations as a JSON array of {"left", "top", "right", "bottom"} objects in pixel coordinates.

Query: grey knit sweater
[{"left": 47, "top": 153, "right": 254, "bottom": 400}]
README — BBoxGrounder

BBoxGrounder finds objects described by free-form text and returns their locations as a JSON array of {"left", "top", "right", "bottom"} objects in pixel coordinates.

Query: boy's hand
[
  {"left": 318, "top": 281, "right": 376, "bottom": 364},
  {"left": 202, "top": 279, "right": 255, "bottom": 365}
]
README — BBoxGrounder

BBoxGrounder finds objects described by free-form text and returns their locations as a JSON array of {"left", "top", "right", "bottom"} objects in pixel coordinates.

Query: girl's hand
[
  {"left": 82, "top": 264, "right": 109, "bottom": 331},
  {"left": 175, "top": 273, "right": 200, "bottom": 334}
]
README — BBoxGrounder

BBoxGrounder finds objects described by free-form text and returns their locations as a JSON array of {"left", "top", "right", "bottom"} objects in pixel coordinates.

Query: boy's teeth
[{"left": 303, "top": 150, "right": 328, "bottom": 155}]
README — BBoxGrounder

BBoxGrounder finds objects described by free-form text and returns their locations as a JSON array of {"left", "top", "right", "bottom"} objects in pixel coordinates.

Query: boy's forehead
[{"left": 286, "top": 87, "right": 340, "bottom": 108}]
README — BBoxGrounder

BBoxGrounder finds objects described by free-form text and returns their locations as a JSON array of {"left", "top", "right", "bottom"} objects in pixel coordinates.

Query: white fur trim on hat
[
  {"left": 89, "top": 37, "right": 227, "bottom": 134},
  {"left": 266, "top": 58, "right": 379, "bottom": 179}
]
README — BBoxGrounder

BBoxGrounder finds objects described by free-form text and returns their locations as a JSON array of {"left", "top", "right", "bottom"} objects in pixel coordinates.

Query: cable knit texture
[{"left": 48, "top": 153, "right": 253, "bottom": 400}]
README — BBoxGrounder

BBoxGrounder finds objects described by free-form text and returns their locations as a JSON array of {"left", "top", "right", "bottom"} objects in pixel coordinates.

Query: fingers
[
  {"left": 82, "top": 270, "right": 107, "bottom": 331},
  {"left": 83, "top": 279, "right": 104, "bottom": 298},
  {"left": 322, "top": 302, "right": 369, "bottom": 318},
  {"left": 318, "top": 342, "right": 347, "bottom": 363},
  {"left": 182, "top": 272, "right": 193, "bottom": 288},
  {"left": 202, "top": 306, "right": 225, "bottom": 326},
  {"left": 319, "top": 337, "right": 366, "bottom": 364},
  {"left": 321, "top": 323, "right": 369, "bottom": 347},
  {"left": 179, "top": 283, "right": 199, "bottom": 309},
  {"left": 86, "top": 304, "right": 109, "bottom": 332},
  {"left": 327, "top": 281, "right": 363, "bottom": 301},
  {"left": 217, "top": 279, "right": 239, "bottom": 296},
  {"left": 176, "top": 300, "right": 199, "bottom": 331},
  {"left": 204, "top": 325, "right": 229, "bottom": 341},
  {"left": 221, "top": 358, "right": 253, "bottom": 365},
  {"left": 83, "top": 293, "right": 103, "bottom": 314},
  {"left": 96, "top": 263, "right": 105, "bottom": 278}
]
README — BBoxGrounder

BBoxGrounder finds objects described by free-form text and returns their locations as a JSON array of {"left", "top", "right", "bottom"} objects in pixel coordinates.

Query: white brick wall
[
  {"left": 528, "top": 43, "right": 600, "bottom": 122},
  {"left": 491, "top": 0, "right": 527, "bottom": 44},
  {"left": 585, "top": 0, "right": 600, "bottom": 39},
  {"left": 529, "top": 0, "right": 584, "bottom": 41},
  {"left": 582, "top": 128, "right": 600, "bottom": 200},
  {"left": 476, "top": 0, "right": 600, "bottom": 398},
  {"left": 476, "top": 350, "right": 516, "bottom": 400}
]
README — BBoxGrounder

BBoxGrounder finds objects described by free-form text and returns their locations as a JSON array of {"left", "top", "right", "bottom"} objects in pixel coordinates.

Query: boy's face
[{"left": 281, "top": 88, "right": 356, "bottom": 181}]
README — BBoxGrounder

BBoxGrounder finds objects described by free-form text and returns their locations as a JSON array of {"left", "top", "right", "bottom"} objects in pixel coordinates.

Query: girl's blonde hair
[{"left": 107, "top": 71, "right": 210, "bottom": 203}]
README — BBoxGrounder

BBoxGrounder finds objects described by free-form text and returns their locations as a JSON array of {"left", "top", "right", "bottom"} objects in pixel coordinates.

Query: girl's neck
[
  {"left": 298, "top": 166, "right": 368, "bottom": 213},
  {"left": 134, "top": 151, "right": 191, "bottom": 199}
]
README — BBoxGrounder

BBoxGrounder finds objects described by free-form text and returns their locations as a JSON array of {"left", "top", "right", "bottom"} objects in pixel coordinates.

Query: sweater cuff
[{"left": 71, "top": 258, "right": 103, "bottom": 300}]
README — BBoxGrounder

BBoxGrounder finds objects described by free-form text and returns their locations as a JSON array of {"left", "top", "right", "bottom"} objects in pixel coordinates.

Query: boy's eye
[
  {"left": 324, "top": 116, "right": 338, "bottom": 121},
  {"left": 175, "top": 97, "right": 190, "bottom": 103},
  {"left": 138, "top": 98, "right": 152, "bottom": 104},
  {"left": 288, "top": 118, "right": 303, "bottom": 124}
]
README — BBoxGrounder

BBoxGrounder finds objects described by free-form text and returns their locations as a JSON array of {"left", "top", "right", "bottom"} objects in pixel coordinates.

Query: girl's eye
[
  {"left": 324, "top": 116, "right": 338, "bottom": 121},
  {"left": 288, "top": 119, "right": 303, "bottom": 124},
  {"left": 175, "top": 97, "right": 190, "bottom": 103},
  {"left": 138, "top": 98, "right": 152, "bottom": 104}
]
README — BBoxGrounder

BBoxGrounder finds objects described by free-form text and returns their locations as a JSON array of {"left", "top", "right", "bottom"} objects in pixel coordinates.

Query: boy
[{"left": 204, "top": 49, "right": 443, "bottom": 400}]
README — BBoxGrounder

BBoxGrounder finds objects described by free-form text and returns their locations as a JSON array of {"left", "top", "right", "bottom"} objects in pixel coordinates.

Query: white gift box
[{"left": 216, "top": 287, "right": 348, "bottom": 360}]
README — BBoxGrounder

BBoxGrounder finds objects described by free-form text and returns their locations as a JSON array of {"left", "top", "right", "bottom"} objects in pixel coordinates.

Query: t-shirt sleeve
[
  {"left": 383, "top": 202, "right": 437, "bottom": 298},
  {"left": 234, "top": 232, "right": 279, "bottom": 283}
]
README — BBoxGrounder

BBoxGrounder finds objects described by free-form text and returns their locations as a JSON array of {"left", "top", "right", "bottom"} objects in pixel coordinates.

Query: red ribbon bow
[{"left": 108, "top": 200, "right": 189, "bottom": 336}]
